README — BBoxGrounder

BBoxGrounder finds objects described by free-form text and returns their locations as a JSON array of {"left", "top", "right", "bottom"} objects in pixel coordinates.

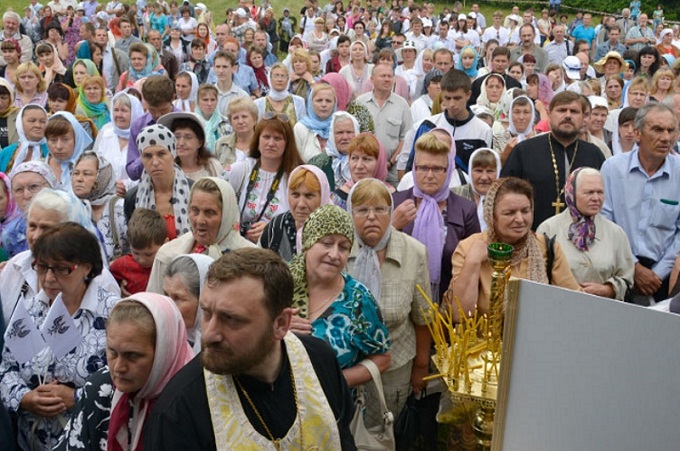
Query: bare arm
[
  {"left": 410, "top": 324, "right": 432, "bottom": 395},
  {"left": 448, "top": 238, "right": 487, "bottom": 323},
  {"left": 342, "top": 353, "right": 391, "bottom": 387}
]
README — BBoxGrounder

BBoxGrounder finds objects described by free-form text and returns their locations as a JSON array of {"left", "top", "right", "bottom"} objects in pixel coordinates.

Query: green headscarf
[
  {"left": 72, "top": 58, "right": 100, "bottom": 87},
  {"left": 289, "top": 204, "right": 355, "bottom": 317}
]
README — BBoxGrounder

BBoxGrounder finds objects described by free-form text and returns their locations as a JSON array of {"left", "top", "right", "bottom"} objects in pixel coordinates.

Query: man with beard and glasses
[
  {"left": 143, "top": 248, "right": 357, "bottom": 451},
  {"left": 501, "top": 91, "right": 605, "bottom": 229}
]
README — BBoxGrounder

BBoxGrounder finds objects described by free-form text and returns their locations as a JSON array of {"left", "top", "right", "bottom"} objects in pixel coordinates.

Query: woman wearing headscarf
[
  {"left": 319, "top": 72, "right": 375, "bottom": 133},
  {"left": 71, "top": 152, "right": 128, "bottom": 263},
  {"left": 452, "top": 148, "right": 501, "bottom": 231},
  {"left": 288, "top": 204, "right": 391, "bottom": 387},
  {"left": 253, "top": 63, "right": 307, "bottom": 123},
  {"left": 338, "top": 40, "right": 372, "bottom": 94},
  {"left": 0, "top": 105, "right": 48, "bottom": 173},
  {"left": 537, "top": 167, "right": 634, "bottom": 300},
  {"left": 0, "top": 79, "right": 19, "bottom": 148},
  {"left": 246, "top": 46, "right": 269, "bottom": 96},
  {"left": 93, "top": 90, "right": 144, "bottom": 192},
  {"left": 308, "top": 111, "right": 360, "bottom": 191},
  {"left": 44, "top": 111, "right": 93, "bottom": 192},
  {"left": 499, "top": 95, "right": 537, "bottom": 164},
  {"left": 410, "top": 69, "right": 443, "bottom": 124},
  {"left": 456, "top": 45, "right": 479, "bottom": 80},
  {"left": 346, "top": 178, "right": 432, "bottom": 421},
  {"left": 117, "top": 43, "right": 165, "bottom": 92},
  {"left": 75, "top": 75, "right": 110, "bottom": 132},
  {"left": 294, "top": 83, "right": 337, "bottom": 162},
  {"left": 333, "top": 132, "right": 392, "bottom": 209},
  {"left": 172, "top": 71, "right": 198, "bottom": 112},
  {"left": 472, "top": 72, "right": 506, "bottom": 116},
  {"left": 65, "top": 58, "right": 100, "bottom": 90},
  {"left": 0, "top": 172, "right": 20, "bottom": 260},
  {"left": 123, "top": 124, "right": 191, "bottom": 241},
  {"left": 55, "top": 293, "right": 193, "bottom": 451},
  {"left": 392, "top": 131, "right": 480, "bottom": 302},
  {"left": 260, "top": 165, "right": 332, "bottom": 262},
  {"left": 1, "top": 162, "right": 58, "bottom": 257},
  {"left": 35, "top": 42, "right": 67, "bottom": 87},
  {"left": 146, "top": 176, "right": 255, "bottom": 293},
  {"left": 162, "top": 254, "right": 213, "bottom": 353},
  {"left": 448, "top": 177, "right": 581, "bottom": 322}
]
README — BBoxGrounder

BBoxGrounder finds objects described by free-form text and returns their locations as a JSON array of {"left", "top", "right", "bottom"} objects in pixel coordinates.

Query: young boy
[
  {"left": 125, "top": 75, "right": 177, "bottom": 180},
  {"left": 109, "top": 208, "right": 168, "bottom": 295}
]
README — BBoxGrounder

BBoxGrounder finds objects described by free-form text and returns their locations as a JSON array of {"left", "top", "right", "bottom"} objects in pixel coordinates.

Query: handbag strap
[{"left": 357, "top": 359, "right": 393, "bottom": 424}]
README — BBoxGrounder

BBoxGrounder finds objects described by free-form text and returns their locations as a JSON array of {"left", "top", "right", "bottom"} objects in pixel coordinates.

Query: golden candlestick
[{"left": 422, "top": 243, "right": 513, "bottom": 450}]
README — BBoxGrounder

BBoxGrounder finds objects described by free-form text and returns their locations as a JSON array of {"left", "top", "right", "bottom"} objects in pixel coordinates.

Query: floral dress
[
  {"left": 61, "top": 16, "right": 82, "bottom": 66},
  {"left": 0, "top": 282, "right": 119, "bottom": 450}
]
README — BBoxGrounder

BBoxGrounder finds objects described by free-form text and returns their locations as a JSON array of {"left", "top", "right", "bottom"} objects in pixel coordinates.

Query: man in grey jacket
[{"left": 95, "top": 26, "right": 129, "bottom": 92}]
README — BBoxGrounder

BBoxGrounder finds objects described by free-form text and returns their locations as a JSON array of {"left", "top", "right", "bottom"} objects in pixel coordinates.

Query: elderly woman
[
  {"left": 71, "top": 152, "right": 128, "bottom": 262},
  {"left": 498, "top": 95, "right": 537, "bottom": 164},
  {"left": 294, "top": 83, "right": 337, "bottom": 162},
  {"left": 0, "top": 105, "right": 49, "bottom": 173},
  {"left": 158, "top": 112, "right": 223, "bottom": 181},
  {"left": 55, "top": 293, "right": 193, "bottom": 451},
  {"left": 214, "top": 97, "right": 258, "bottom": 166},
  {"left": 308, "top": 111, "right": 360, "bottom": 190},
  {"left": 123, "top": 124, "right": 191, "bottom": 241},
  {"left": 92, "top": 91, "right": 144, "bottom": 191},
  {"left": 260, "top": 165, "right": 332, "bottom": 261},
  {"left": 346, "top": 178, "right": 432, "bottom": 419},
  {"left": 452, "top": 148, "right": 501, "bottom": 231},
  {"left": 537, "top": 168, "right": 634, "bottom": 300},
  {"left": 333, "top": 133, "right": 391, "bottom": 209},
  {"left": 0, "top": 222, "right": 120, "bottom": 450},
  {"left": 75, "top": 75, "right": 110, "bottom": 132},
  {"left": 117, "top": 43, "right": 165, "bottom": 91},
  {"left": 448, "top": 177, "right": 581, "bottom": 322},
  {"left": 1, "top": 162, "right": 57, "bottom": 257},
  {"left": 226, "top": 114, "right": 303, "bottom": 243},
  {"left": 14, "top": 62, "right": 49, "bottom": 108},
  {"left": 44, "top": 111, "right": 93, "bottom": 192},
  {"left": 393, "top": 132, "right": 481, "bottom": 302},
  {"left": 253, "top": 63, "right": 306, "bottom": 123},
  {"left": 288, "top": 204, "right": 391, "bottom": 387},
  {"left": 162, "top": 254, "right": 213, "bottom": 353},
  {"left": 147, "top": 176, "right": 255, "bottom": 292},
  {"left": 472, "top": 72, "right": 505, "bottom": 115}
]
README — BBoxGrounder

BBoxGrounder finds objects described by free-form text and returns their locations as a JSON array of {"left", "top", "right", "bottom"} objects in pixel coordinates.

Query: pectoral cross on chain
[{"left": 552, "top": 199, "right": 565, "bottom": 215}]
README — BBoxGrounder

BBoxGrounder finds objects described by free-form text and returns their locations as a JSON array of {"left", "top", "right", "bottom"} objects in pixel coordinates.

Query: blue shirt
[
  {"left": 232, "top": 64, "right": 258, "bottom": 95},
  {"left": 600, "top": 150, "right": 680, "bottom": 278},
  {"left": 572, "top": 25, "right": 596, "bottom": 44}
]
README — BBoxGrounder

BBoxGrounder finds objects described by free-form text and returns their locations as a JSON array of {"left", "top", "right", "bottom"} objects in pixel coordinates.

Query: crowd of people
[{"left": 0, "top": 0, "right": 679, "bottom": 449}]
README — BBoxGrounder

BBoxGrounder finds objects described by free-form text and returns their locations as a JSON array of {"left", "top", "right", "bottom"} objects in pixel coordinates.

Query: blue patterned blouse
[{"left": 311, "top": 273, "right": 390, "bottom": 369}]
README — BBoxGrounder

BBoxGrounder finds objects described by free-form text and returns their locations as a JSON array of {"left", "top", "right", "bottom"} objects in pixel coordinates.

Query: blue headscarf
[
  {"left": 298, "top": 87, "right": 337, "bottom": 140},
  {"left": 128, "top": 43, "right": 164, "bottom": 82},
  {"left": 47, "top": 112, "right": 93, "bottom": 192},
  {"left": 456, "top": 45, "right": 479, "bottom": 78}
]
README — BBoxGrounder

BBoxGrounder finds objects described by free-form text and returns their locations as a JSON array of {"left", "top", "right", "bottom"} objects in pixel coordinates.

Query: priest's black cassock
[{"left": 500, "top": 133, "right": 606, "bottom": 230}]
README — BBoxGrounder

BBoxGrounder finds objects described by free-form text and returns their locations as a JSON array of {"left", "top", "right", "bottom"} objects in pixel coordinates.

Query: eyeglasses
[
  {"left": 352, "top": 205, "right": 391, "bottom": 217},
  {"left": 414, "top": 165, "right": 447, "bottom": 174},
  {"left": 12, "top": 182, "right": 47, "bottom": 196},
  {"left": 32, "top": 261, "right": 79, "bottom": 277},
  {"left": 262, "top": 112, "right": 290, "bottom": 122}
]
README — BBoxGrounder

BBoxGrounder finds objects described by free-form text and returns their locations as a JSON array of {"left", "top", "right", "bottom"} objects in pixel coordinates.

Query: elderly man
[
  {"left": 148, "top": 30, "right": 178, "bottom": 81},
  {"left": 0, "top": 11, "right": 33, "bottom": 65},
  {"left": 544, "top": 24, "right": 572, "bottom": 66},
  {"left": 143, "top": 249, "right": 357, "bottom": 450},
  {"left": 501, "top": 91, "right": 606, "bottom": 229},
  {"left": 616, "top": 8, "right": 633, "bottom": 37},
  {"left": 601, "top": 103, "right": 680, "bottom": 305},
  {"left": 510, "top": 23, "right": 548, "bottom": 73},
  {"left": 357, "top": 63, "right": 413, "bottom": 186},
  {"left": 625, "top": 13, "right": 656, "bottom": 52}
]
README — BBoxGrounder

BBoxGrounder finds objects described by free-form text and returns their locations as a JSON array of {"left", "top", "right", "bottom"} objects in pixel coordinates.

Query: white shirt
[{"left": 481, "top": 26, "right": 510, "bottom": 45}]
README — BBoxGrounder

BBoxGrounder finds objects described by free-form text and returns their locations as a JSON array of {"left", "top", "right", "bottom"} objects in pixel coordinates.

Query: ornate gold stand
[{"left": 421, "top": 243, "right": 513, "bottom": 450}]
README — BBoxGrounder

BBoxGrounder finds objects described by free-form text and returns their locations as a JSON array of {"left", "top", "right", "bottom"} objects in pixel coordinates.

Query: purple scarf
[
  {"left": 412, "top": 131, "right": 456, "bottom": 284},
  {"left": 565, "top": 167, "right": 596, "bottom": 251}
]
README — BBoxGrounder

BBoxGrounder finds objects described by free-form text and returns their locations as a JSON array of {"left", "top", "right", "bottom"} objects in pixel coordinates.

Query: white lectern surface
[{"left": 495, "top": 280, "right": 680, "bottom": 451}]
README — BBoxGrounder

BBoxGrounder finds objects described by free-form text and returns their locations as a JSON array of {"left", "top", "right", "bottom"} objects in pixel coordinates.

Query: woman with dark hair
[
  {"left": 0, "top": 221, "right": 120, "bottom": 450},
  {"left": 44, "top": 111, "right": 93, "bottom": 192},
  {"left": 247, "top": 45, "right": 269, "bottom": 96},
  {"left": 157, "top": 112, "right": 223, "bottom": 180},
  {"left": 226, "top": 114, "right": 303, "bottom": 243},
  {"left": 635, "top": 46, "right": 661, "bottom": 81},
  {"left": 46, "top": 83, "right": 97, "bottom": 141},
  {"left": 35, "top": 43, "right": 67, "bottom": 87}
]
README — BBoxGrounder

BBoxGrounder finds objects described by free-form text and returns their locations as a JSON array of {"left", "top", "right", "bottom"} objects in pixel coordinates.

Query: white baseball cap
[{"left": 562, "top": 56, "right": 582, "bottom": 80}]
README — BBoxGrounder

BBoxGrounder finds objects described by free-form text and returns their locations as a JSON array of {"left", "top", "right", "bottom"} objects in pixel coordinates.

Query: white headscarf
[
  {"left": 173, "top": 71, "right": 199, "bottom": 112},
  {"left": 13, "top": 105, "right": 48, "bottom": 169},
  {"left": 111, "top": 91, "right": 144, "bottom": 139},
  {"left": 326, "top": 112, "right": 359, "bottom": 188},
  {"left": 507, "top": 95, "right": 536, "bottom": 142}
]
